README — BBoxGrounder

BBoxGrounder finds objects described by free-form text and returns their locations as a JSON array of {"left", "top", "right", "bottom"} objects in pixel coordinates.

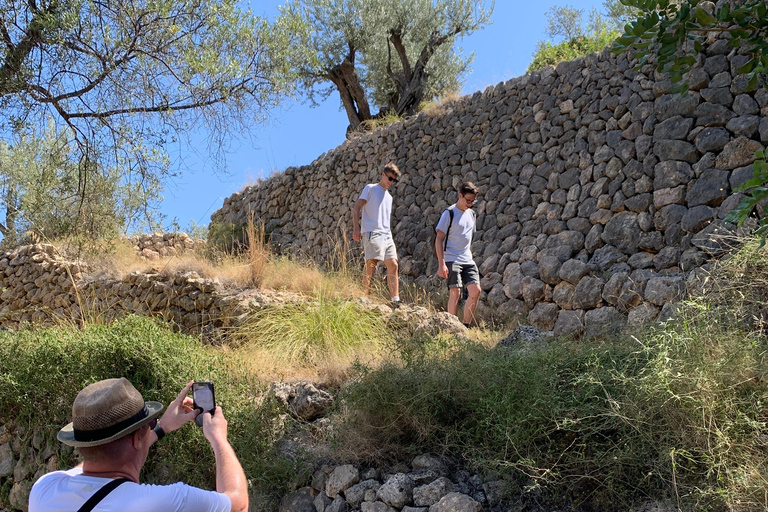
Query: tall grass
[
  {"left": 0, "top": 316, "right": 306, "bottom": 509},
  {"left": 232, "top": 296, "right": 390, "bottom": 367},
  {"left": 334, "top": 241, "right": 768, "bottom": 511}
]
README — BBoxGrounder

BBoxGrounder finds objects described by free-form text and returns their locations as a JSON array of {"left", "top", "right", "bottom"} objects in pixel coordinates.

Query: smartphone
[{"left": 192, "top": 381, "right": 215, "bottom": 427}]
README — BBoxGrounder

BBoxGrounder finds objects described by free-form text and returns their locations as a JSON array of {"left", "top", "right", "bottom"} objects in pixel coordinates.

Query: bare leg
[
  {"left": 463, "top": 283, "right": 481, "bottom": 325},
  {"left": 448, "top": 287, "right": 461, "bottom": 317},
  {"left": 384, "top": 258, "right": 399, "bottom": 299},
  {"left": 363, "top": 259, "right": 378, "bottom": 296}
]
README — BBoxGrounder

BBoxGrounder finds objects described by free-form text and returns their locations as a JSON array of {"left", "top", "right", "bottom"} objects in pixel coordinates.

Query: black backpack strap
[
  {"left": 77, "top": 478, "right": 131, "bottom": 512},
  {"left": 444, "top": 206, "right": 454, "bottom": 252}
]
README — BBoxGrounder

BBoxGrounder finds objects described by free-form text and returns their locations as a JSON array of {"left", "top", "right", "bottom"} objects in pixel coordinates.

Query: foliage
[
  {"left": 528, "top": 29, "right": 621, "bottom": 72},
  {"left": 612, "top": 0, "right": 768, "bottom": 239},
  {"left": 0, "top": 0, "right": 305, "bottom": 231},
  {"left": 529, "top": 2, "right": 634, "bottom": 73},
  {"left": 232, "top": 297, "right": 389, "bottom": 365},
  {"left": 279, "top": 0, "right": 493, "bottom": 133},
  {"left": 337, "top": 241, "right": 768, "bottom": 511},
  {"left": 0, "top": 317, "right": 305, "bottom": 505},
  {"left": 0, "top": 122, "right": 160, "bottom": 248}
]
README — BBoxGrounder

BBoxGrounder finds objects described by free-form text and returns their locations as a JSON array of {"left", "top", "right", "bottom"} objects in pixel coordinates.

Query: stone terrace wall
[
  {"left": 212, "top": 38, "right": 767, "bottom": 336},
  {"left": 0, "top": 244, "right": 299, "bottom": 336}
]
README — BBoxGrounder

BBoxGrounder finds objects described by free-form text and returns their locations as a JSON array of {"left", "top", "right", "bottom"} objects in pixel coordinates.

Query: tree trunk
[{"left": 324, "top": 44, "right": 372, "bottom": 135}]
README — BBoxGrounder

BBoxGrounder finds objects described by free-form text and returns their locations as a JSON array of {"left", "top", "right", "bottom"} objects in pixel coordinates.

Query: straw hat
[{"left": 58, "top": 378, "right": 163, "bottom": 447}]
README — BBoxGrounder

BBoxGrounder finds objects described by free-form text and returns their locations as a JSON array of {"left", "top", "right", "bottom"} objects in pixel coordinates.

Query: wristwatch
[{"left": 152, "top": 423, "right": 166, "bottom": 441}]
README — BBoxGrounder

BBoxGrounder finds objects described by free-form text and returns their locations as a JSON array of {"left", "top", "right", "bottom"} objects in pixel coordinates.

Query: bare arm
[
  {"left": 436, "top": 230, "right": 449, "bottom": 278},
  {"left": 204, "top": 407, "right": 248, "bottom": 512},
  {"left": 352, "top": 198, "right": 367, "bottom": 241}
]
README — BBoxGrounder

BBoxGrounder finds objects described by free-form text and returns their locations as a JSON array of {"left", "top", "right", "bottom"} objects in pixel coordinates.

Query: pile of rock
[
  {"left": 281, "top": 455, "right": 513, "bottom": 512},
  {"left": 124, "top": 232, "right": 206, "bottom": 260}
]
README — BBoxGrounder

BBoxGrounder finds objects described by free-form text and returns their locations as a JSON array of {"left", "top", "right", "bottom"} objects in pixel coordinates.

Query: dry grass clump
[{"left": 419, "top": 90, "right": 462, "bottom": 117}]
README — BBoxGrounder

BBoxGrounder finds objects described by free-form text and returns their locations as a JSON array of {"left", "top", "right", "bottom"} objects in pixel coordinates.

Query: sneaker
[
  {"left": 463, "top": 323, "right": 471, "bottom": 329},
  {"left": 391, "top": 298, "right": 402, "bottom": 309}
]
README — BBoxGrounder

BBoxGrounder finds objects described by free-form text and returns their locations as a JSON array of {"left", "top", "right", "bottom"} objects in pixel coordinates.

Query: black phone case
[{"left": 193, "top": 382, "right": 215, "bottom": 427}]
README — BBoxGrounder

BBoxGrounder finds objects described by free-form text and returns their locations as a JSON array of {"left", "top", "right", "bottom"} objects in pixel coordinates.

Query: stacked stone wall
[
  {"left": 124, "top": 232, "right": 206, "bottom": 260},
  {"left": 0, "top": 244, "right": 298, "bottom": 336},
  {"left": 212, "top": 40, "right": 767, "bottom": 335}
]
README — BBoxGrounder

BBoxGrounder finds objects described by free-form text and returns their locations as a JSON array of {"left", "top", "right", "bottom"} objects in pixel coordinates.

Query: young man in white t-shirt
[
  {"left": 435, "top": 182, "right": 480, "bottom": 327},
  {"left": 352, "top": 162, "right": 401, "bottom": 305},
  {"left": 29, "top": 378, "right": 247, "bottom": 512}
]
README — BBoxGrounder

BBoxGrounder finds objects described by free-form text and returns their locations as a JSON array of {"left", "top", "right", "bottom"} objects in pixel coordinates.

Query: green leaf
[
  {"left": 738, "top": 58, "right": 757, "bottom": 74},
  {"left": 694, "top": 8, "right": 717, "bottom": 26}
]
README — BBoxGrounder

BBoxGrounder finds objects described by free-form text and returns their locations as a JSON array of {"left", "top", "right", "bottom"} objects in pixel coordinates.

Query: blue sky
[{"left": 161, "top": 0, "right": 609, "bottom": 232}]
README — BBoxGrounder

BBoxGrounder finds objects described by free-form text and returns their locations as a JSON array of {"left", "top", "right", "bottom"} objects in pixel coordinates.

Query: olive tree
[
  {"left": 0, "top": 0, "right": 305, "bottom": 238},
  {"left": 280, "top": 0, "right": 493, "bottom": 134}
]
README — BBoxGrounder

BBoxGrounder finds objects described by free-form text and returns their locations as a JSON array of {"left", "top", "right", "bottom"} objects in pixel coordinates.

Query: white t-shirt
[
  {"left": 358, "top": 184, "right": 392, "bottom": 234},
  {"left": 436, "top": 205, "right": 476, "bottom": 265},
  {"left": 29, "top": 467, "right": 231, "bottom": 512}
]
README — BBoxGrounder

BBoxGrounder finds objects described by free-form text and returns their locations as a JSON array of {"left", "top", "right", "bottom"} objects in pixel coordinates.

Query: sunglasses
[
  {"left": 385, "top": 175, "right": 398, "bottom": 183},
  {"left": 148, "top": 418, "right": 158, "bottom": 429}
]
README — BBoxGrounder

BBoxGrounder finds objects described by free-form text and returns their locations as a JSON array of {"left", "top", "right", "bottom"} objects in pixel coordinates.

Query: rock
[
  {"left": 482, "top": 480, "right": 515, "bottom": 507},
  {"left": 558, "top": 259, "right": 590, "bottom": 285},
  {"left": 681, "top": 205, "right": 717, "bottom": 233},
  {"left": 654, "top": 161, "right": 693, "bottom": 189},
  {"left": 312, "top": 468, "right": 331, "bottom": 492},
  {"left": 403, "top": 508, "right": 429, "bottom": 512},
  {"left": 328, "top": 496, "right": 349, "bottom": 512},
  {"left": 715, "top": 136, "right": 763, "bottom": 169},
  {"left": 377, "top": 473, "right": 415, "bottom": 509},
  {"left": 411, "top": 454, "right": 447, "bottom": 475},
  {"left": 538, "top": 256, "right": 563, "bottom": 285},
  {"left": 280, "top": 487, "right": 316, "bottom": 512},
  {"left": 414, "top": 477, "right": 454, "bottom": 507},
  {"left": 572, "top": 275, "right": 605, "bottom": 309},
  {"left": 553, "top": 281, "right": 575, "bottom": 310},
  {"left": 315, "top": 492, "right": 333, "bottom": 512},
  {"left": 628, "top": 303, "right": 660, "bottom": 326},
  {"left": 653, "top": 115, "right": 693, "bottom": 140},
  {"left": 686, "top": 170, "right": 730, "bottom": 207},
  {"left": 528, "top": 302, "right": 559, "bottom": 331},
  {"left": 602, "top": 212, "right": 641, "bottom": 254},
  {"left": 553, "top": 309, "right": 584, "bottom": 337},
  {"left": 419, "top": 312, "right": 467, "bottom": 337},
  {"left": 0, "top": 443, "right": 14, "bottom": 476},
  {"left": 584, "top": 307, "right": 627, "bottom": 338},
  {"left": 497, "top": 326, "right": 547, "bottom": 348},
  {"left": 362, "top": 502, "right": 398, "bottom": 512},
  {"left": 694, "top": 127, "right": 730, "bottom": 152},
  {"left": 520, "top": 277, "right": 546, "bottom": 308},
  {"left": 680, "top": 248, "right": 706, "bottom": 271},
  {"left": 654, "top": 247, "right": 680, "bottom": 270},
  {"left": 346, "top": 480, "right": 382, "bottom": 509},
  {"left": 290, "top": 383, "right": 333, "bottom": 421},
  {"left": 691, "top": 221, "right": 744, "bottom": 255},
  {"left": 326, "top": 465, "right": 360, "bottom": 498},
  {"left": 644, "top": 276, "right": 685, "bottom": 306},
  {"left": 428, "top": 492, "right": 482, "bottom": 512}
]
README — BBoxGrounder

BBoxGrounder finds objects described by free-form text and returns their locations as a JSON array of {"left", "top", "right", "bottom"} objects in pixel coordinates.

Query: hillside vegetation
[{"left": 1, "top": 240, "right": 767, "bottom": 511}]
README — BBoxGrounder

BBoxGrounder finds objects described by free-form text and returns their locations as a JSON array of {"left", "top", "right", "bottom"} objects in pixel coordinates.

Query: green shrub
[
  {"left": 232, "top": 297, "right": 389, "bottom": 365},
  {"left": 0, "top": 316, "right": 306, "bottom": 506},
  {"left": 528, "top": 30, "right": 620, "bottom": 73}
]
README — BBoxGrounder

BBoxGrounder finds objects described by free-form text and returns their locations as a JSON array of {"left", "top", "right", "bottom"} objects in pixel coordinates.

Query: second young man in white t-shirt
[
  {"left": 352, "top": 162, "right": 402, "bottom": 305},
  {"left": 435, "top": 182, "right": 480, "bottom": 327}
]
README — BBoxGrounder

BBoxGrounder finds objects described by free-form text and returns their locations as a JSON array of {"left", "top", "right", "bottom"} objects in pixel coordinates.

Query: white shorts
[{"left": 362, "top": 232, "right": 397, "bottom": 261}]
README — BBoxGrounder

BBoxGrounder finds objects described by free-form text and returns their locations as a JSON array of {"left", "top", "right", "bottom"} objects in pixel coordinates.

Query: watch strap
[{"left": 152, "top": 424, "right": 166, "bottom": 441}]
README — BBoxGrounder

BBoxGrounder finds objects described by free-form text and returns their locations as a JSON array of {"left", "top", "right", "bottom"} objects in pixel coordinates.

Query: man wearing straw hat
[{"left": 29, "top": 378, "right": 247, "bottom": 512}]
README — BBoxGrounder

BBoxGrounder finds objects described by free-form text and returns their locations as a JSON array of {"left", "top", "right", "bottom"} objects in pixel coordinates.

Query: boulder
[
  {"left": 715, "top": 136, "right": 763, "bottom": 169},
  {"left": 528, "top": 302, "right": 559, "bottom": 331},
  {"left": 377, "top": 473, "right": 415, "bottom": 509},
  {"left": 280, "top": 487, "right": 316, "bottom": 512},
  {"left": 572, "top": 276, "right": 605, "bottom": 309},
  {"left": 584, "top": 307, "right": 627, "bottom": 338},
  {"left": 553, "top": 309, "right": 584, "bottom": 337},
  {"left": 413, "top": 477, "right": 454, "bottom": 507},
  {"left": 327, "top": 465, "right": 360, "bottom": 498},
  {"left": 290, "top": 383, "right": 333, "bottom": 421},
  {"left": 686, "top": 170, "right": 730, "bottom": 207},
  {"left": 345, "top": 480, "right": 383, "bottom": 509},
  {"left": 428, "top": 493, "right": 482, "bottom": 512},
  {"left": 628, "top": 303, "right": 661, "bottom": 326},
  {"left": 644, "top": 276, "right": 685, "bottom": 306}
]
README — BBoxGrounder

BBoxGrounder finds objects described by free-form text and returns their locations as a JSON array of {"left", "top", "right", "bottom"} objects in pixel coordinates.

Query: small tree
[{"left": 280, "top": 0, "right": 493, "bottom": 135}]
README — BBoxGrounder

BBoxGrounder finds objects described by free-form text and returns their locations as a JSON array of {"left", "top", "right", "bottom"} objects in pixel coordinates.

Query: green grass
[
  {"left": 232, "top": 296, "right": 389, "bottom": 365},
  {"left": 335, "top": 243, "right": 768, "bottom": 511},
  {"left": 0, "top": 316, "right": 307, "bottom": 509}
]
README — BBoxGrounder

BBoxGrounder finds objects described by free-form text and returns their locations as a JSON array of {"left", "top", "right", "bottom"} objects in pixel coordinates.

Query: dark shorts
[{"left": 446, "top": 262, "right": 480, "bottom": 289}]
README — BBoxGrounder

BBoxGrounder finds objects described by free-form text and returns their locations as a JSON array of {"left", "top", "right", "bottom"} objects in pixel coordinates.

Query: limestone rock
[
  {"left": 345, "top": 480, "right": 382, "bottom": 509},
  {"left": 377, "top": 473, "right": 415, "bottom": 509},
  {"left": 584, "top": 307, "right": 627, "bottom": 338},
  {"left": 290, "top": 383, "right": 333, "bottom": 421},
  {"left": 428, "top": 492, "right": 482, "bottom": 512},
  {"left": 413, "top": 477, "right": 454, "bottom": 507},
  {"left": 327, "top": 465, "right": 360, "bottom": 498},
  {"left": 528, "top": 302, "right": 559, "bottom": 331}
]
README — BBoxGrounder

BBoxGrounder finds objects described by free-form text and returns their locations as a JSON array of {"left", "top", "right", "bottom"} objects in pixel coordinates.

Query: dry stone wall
[
  {"left": 212, "top": 38, "right": 766, "bottom": 336},
  {"left": 0, "top": 244, "right": 302, "bottom": 336}
]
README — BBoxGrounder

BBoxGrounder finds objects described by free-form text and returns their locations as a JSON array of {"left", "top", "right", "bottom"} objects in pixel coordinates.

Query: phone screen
[{"left": 193, "top": 382, "right": 215, "bottom": 427}]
